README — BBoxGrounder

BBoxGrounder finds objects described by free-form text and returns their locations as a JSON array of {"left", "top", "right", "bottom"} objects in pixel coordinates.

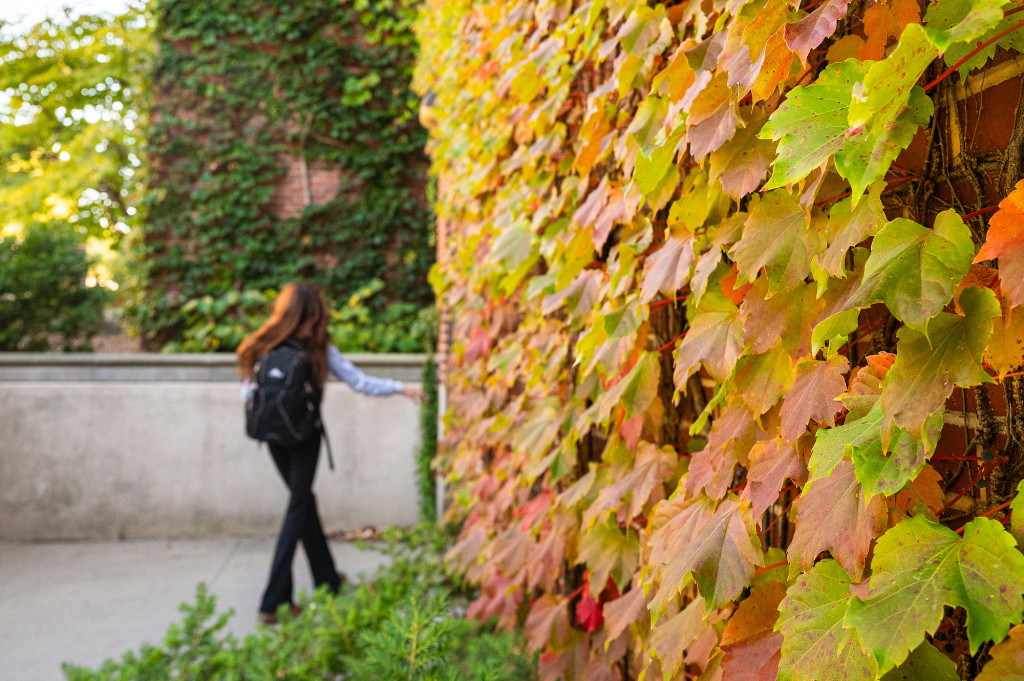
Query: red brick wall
[{"left": 268, "top": 153, "right": 343, "bottom": 219}]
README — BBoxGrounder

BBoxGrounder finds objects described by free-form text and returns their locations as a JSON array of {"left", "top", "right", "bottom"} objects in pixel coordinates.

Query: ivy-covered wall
[{"left": 133, "top": 0, "right": 431, "bottom": 351}]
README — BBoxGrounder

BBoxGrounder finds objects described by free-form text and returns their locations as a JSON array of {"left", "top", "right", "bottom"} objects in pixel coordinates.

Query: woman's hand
[{"left": 402, "top": 384, "right": 426, "bottom": 402}]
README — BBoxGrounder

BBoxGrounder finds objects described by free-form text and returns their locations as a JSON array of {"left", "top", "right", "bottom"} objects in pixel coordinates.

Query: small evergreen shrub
[{"left": 62, "top": 524, "right": 536, "bottom": 681}]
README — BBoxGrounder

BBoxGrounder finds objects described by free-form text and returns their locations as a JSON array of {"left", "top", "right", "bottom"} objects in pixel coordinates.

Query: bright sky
[{"left": 0, "top": 0, "right": 132, "bottom": 35}]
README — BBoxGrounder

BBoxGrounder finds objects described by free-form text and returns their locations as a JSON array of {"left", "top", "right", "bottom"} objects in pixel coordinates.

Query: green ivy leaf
[
  {"left": 881, "top": 285, "right": 999, "bottom": 442},
  {"left": 857, "top": 210, "right": 975, "bottom": 332},
  {"left": 846, "top": 515, "right": 1024, "bottom": 674},
  {"left": 776, "top": 559, "right": 877, "bottom": 681},
  {"left": 760, "top": 60, "right": 867, "bottom": 190}
]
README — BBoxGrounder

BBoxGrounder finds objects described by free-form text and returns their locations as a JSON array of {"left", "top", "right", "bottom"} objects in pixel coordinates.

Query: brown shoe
[{"left": 257, "top": 604, "right": 302, "bottom": 625}]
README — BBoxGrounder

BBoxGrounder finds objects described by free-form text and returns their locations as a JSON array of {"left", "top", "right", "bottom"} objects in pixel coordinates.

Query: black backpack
[{"left": 245, "top": 339, "right": 334, "bottom": 469}]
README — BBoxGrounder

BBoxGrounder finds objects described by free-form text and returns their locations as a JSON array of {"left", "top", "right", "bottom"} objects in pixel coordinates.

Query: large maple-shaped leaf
[
  {"left": 709, "top": 109, "right": 774, "bottom": 199},
  {"left": 814, "top": 182, "right": 886, "bottom": 279},
  {"left": 720, "top": 582, "right": 786, "bottom": 681},
  {"left": 674, "top": 290, "right": 744, "bottom": 386},
  {"left": 857, "top": 210, "right": 975, "bottom": 331},
  {"left": 649, "top": 596, "right": 710, "bottom": 679},
  {"left": 776, "top": 559, "right": 877, "bottom": 681},
  {"left": 743, "top": 436, "right": 807, "bottom": 519},
  {"left": 846, "top": 515, "right": 1024, "bottom": 673},
  {"left": 687, "top": 403, "right": 757, "bottom": 499},
  {"left": 852, "top": 408, "right": 943, "bottom": 497},
  {"left": 846, "top": 24, "right": 938, "bottom": 150},
  {"left": 925, "top": 0, "right": 1011, "bottom": 75},
  {"left": 741, "top": 278, "right": 820, "bottom": 357},
  {"left": 525, "top": 594, "right": 570, "bottom": 652},
  {"left": 977, "top": 624, "right": 1024, "bottom": 680},
  {"left": 789, "top": 460, "right": 886, "bottom": 580},
  {"left": 648, "top": 494, "right": 762, "bottom": 612},
  {"left": 640, "top": 234, "right": 697, "bottom": 302},
  {"left": 732, "top": 189, "right": 823, "bottom": 295},
  {"left": 576, "top": 519, "right": 639, "bottom": 596},
  {"left": 837, "top": 86, "right": 932, "bottom": 206},
  {"left": 603, "top": 584, "right": 651, "bottom": 641},
  {"left": 880, "top": 643, "right": 958, "bottom": 681},
  {"left": 583, "top": 442, "right": 677, "bottom": 527},
  {"left": 785, "top": 0, "right": 851, "bottom": 62},
  {"left": 976, "top": 179, "right": 1024, "bottom": 306},
  {"left": 733, "top": 343, "right": 796, "bottom": 416},
  {"left": 880, "top": 286, "right": 999, "bottom": 441},
  {"left": 808, "top": 400, "right": 884, "bottom": 482},
  {"left": 760, "top": 60, "right": 867, "bottom": 189},
  {"left": 780, "top": 355, "right": 849, "bottom": 442}
]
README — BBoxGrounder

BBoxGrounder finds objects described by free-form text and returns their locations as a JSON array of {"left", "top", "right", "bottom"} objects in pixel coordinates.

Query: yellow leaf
[{"left": 986, "top": 293, "right": 1024, "bottom": 378}]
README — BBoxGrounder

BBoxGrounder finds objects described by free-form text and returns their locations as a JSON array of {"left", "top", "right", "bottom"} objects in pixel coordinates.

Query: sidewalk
[{"left": 0, "top": 538, "right": 388, "bottom": 681}]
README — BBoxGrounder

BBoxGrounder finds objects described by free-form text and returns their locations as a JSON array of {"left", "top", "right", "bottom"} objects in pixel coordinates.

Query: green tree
[
  {"left": 0, "top": 221, "right": 110, "bottom": 351},
  {"left": 0, "top": 3, "right": 152, "bottom": 242}
]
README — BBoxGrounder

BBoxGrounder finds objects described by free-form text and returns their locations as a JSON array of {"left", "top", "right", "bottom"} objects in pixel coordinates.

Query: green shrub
[
  {"left": 62, "top": 524, "right": 537, "bottom": 681},
  {"left": 0, "top": 222, "right": 111, "bottom": 351},
  {"left": 418, "top": 356, "right": 439, "bottom": 522}
]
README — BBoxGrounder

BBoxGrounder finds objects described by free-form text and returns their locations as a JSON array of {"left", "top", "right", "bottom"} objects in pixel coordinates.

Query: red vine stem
[
  {"left": 648, "top": 298, "right": 678, "bottom": 310},
  {"left": 962, "top": 206, "right": 998, "bottom": 221},
  {"left": 755, "top": 560, "right": 789, "bottom": 575},
  {"left": 954, "top": 500, "right": 1014, "bottom": 534},
  {"left": 931, "top": 455, "right": 988, "bottom": 461},
  {"left": 657, "top": 331, "right": 687, "bottom": 352},
  {"left": 924, "top": 18, "right": 1024, "bottom": 91},
  {"left": 937, "top": 458, "right": 1008, "bottom": 516}
]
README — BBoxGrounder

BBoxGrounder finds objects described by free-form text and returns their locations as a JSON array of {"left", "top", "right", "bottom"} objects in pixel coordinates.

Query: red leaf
[
  {"left": 788, "top": 460, "right": 887, "bottom": 580},
  {"left": 686, "top": 101, "right": 741, "bottom": 160},
  {"left": 784, "top": 0, "right": 850, "bottom": 63},
  {"left": 576, "top": 588, "right": 604, "bottom": 632},
  {"left": 640, "top": 235, "right": 697, "bottom": 302},
  {"left": 686, "top": 404, "right": 757, "bottom": 499},
  {"left": 525, "top": 594, "right": 570, "bottom": 652},
  {"left": 741, "top": 279, "right": 820, "bottom": 357},
  {"left": 720, "top": 582, "right": 786, "bottom": 681},
  {"left": 619, "top": 414, "right": 644, "bottom": 451},
  {"left": 742, "top": 436, "right": 807, "bottom": 519},
  {"left": 603, "top": 585, "right": 651, "bottom": 640},
  {"left": 779, "top": 355, "right": 850, "bottom": 442},
  {"left": 649, "top": 495, "right": 763, "bottom": 611}
]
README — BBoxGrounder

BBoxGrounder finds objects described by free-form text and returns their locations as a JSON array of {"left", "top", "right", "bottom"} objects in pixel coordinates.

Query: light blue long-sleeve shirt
[
  {"left": 325, "top": 344, "right": 404, "bottom": 396},
  {"left": 242, "top": 343, "right": 404, "bottom": 399}
]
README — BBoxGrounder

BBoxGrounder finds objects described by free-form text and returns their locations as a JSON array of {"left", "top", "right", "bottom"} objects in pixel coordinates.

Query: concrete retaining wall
[{"left": 0, "top": 353, "right": 426, "bottom": 541}]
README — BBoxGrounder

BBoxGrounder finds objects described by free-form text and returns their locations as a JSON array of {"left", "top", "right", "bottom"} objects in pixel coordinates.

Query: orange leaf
[
  {"left": 860, "top": 3, "right": 899, "bottom": 61},
  {"left": 975, "top": 179, "right": 1024, "bottom": 306},
  {"left": 751, "top": 27, "right": 795, "bottom": 102}
]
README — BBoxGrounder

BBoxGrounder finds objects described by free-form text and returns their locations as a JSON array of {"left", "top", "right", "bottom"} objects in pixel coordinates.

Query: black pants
[{"left": 259, "top": 435, "right": 342, "bottom": 615}]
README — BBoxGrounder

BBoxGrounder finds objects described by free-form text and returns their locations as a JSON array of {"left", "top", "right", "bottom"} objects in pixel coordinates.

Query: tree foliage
[
  {"left": 0, "top": 3, "right": 151, "bottom": 241},
  {"left": 415, "top": 0, "right": 1024, "bottom": 678}
]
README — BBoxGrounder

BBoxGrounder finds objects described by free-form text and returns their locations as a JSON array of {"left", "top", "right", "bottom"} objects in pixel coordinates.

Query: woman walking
[{"left": 237, "top": 282, "right": 423, "bottom": 623}]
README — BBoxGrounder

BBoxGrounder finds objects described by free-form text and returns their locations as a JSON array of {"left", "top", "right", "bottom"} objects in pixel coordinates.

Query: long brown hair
[{"left": 237, "top": 282, "right": 330, "bottom": 388}]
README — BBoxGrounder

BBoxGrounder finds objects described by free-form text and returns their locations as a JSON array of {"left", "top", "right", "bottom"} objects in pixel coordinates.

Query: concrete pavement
[{"left": 0, "top": 537, "right": 389, "bottom": 681}]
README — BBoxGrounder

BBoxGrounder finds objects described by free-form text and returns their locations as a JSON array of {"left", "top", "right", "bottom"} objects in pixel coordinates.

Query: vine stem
[
  {"left": 755, "top": 560, "right": 789, "bottom": 574},
  {"left": 954, "top": 500, "right": 1014, "bottom": 533},
  {"left": 931, "top": 455, "right": 988, "bottom": 462},
  {"left": 657, "top": 331, "right": 687, "bottom": 352},
  {"left": 924, "top": 18, "right": 1024, "bottom": 92},
  {"left": 962, "top": 205, "right": 998, "bottom": 221},
  {"left": 937, "top": 458, "right": 1008, "bottom": 515}
]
